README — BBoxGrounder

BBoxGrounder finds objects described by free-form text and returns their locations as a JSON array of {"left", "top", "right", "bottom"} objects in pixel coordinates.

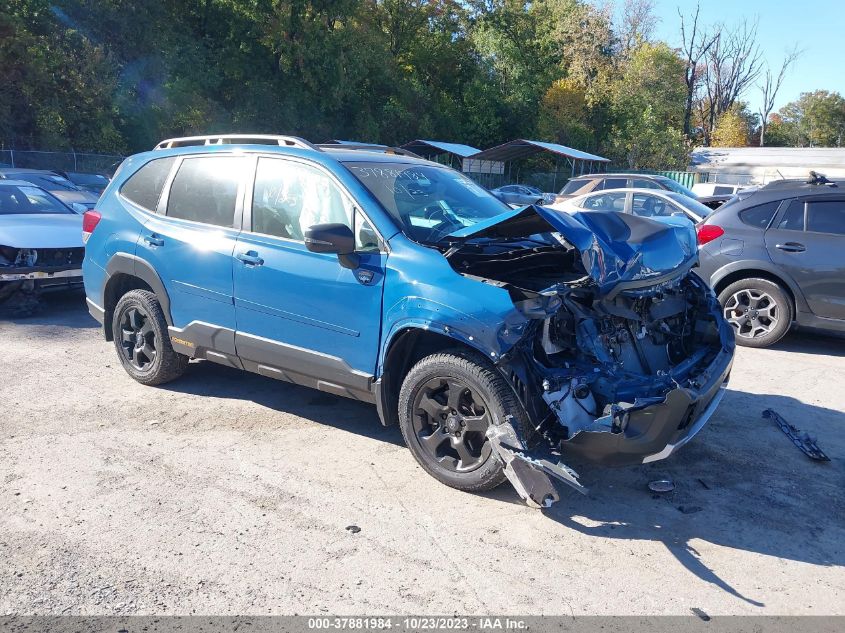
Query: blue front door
[{"left": 232, "top": 156, "right": 386, "bottom": 398}]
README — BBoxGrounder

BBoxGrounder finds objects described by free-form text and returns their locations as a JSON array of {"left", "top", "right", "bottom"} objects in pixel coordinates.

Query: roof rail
[
  {"left": 153, "top": 134, "right": 318, "bottom": 151},
  {"left": 318, "top": 143, "right": 422, "bottom": 158}
]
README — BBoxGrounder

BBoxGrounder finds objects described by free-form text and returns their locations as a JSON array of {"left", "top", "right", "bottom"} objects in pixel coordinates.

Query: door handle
[
  {"left": 236, "top": 251, "right": 264, "bottom": 266},
  {"left": 143, "top": 234, "right": 164, "bottom": 247},
  {"left": 775, "top": 242, "right": 806, "bottom": 253}
]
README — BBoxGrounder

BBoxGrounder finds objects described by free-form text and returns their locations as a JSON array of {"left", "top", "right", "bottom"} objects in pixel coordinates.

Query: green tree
[
  {"left": 711, "top": 102, "right": 756, "bottom": 146},
  {"left": 605, "top": 42, "right": 688, "bottom": 169},
  {"left": 777, "top": 90, "right": 845, "bottom": 147}
]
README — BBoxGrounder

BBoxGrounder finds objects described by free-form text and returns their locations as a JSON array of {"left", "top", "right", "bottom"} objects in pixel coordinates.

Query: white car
[
  {"left": 0, "top": 180, "right": 84, "bottom": 307},
  {"left": 547, "top": 187, "right": 715, "bottom": 223},
  {"left": 691, "top": 182, "right": 748, "bottom": 197}
]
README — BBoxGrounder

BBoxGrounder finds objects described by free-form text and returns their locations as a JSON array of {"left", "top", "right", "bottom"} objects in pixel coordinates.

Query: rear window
[
  {"left": 560, "top": 179, "right": 590, "bottom": 195},
  {"left": 165, "top": 156, "right": 247, "bottom": 227},
  {"left": 714, "top": 185, "right": 735, "bottom": 195},
  {"left": 738, "top": 201, "right": 780, "bottom": 229},
  {"left": 121, "top": 157, "right": 176, "bottom": 211},
  {"left": 807, "top": 200, "right": 845, "bottom": 235},
  {"left": 0, "top": 185, "right": 73, "bottom": 215}
]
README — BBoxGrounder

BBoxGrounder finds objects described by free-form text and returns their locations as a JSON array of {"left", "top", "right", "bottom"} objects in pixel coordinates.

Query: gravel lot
[{"left": 1, "top": 291, "right": 843, "bottom": 616}]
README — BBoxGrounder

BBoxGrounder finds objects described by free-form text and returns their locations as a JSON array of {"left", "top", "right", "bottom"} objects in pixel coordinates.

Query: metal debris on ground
[
  {"left": 690, "top": 607, "right": 711, "bottom": 621},
  {"left": 345, "top": 525, "right": 361, "bottom": 534},
  {"left": 648, "top": 479, "right": 675, "bottom": 493},
  {"left": 762, "top": 409, "right": 830, "bottom": 461}
]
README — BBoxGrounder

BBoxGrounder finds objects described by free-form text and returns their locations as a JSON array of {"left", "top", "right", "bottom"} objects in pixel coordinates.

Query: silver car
[
  {"left": 551, "top": 188, "right": 715, "bottom": 223},
  {"left": 0, "top": 180, "right": 84, "bottom": 310}
]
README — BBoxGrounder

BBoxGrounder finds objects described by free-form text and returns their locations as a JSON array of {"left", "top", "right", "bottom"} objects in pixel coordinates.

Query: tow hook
[{"left": 486, "top": 415, "right": 588, "bottom": 508}]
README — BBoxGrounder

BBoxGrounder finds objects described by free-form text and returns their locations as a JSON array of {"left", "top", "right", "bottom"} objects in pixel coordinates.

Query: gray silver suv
[{"left": 696, "top": 176, "right": 845, "bottom": 347}]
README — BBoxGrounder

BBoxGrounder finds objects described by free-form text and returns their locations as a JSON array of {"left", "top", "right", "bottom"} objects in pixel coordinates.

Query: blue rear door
[
  {"left": 135, "top": 154, "right": 250, "bottom": 340},
  {"left": 232, "top": 155, "right": 386, "bottom": 399}
]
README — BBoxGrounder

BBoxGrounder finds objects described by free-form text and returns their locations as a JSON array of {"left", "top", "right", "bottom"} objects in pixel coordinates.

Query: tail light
[
  {"left": 696, "top": 224, "right": 724, "bottom": 246},
  {"left": 82, "top": 210, "right": 102, "bottom": 244}
]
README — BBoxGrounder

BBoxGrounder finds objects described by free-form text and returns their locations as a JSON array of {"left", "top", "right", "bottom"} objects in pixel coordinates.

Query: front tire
[
  {"left": 112, "top": 289, "right": 188, "bottom": 385},
  {"left": 398, "top": 349, "right": 529, "bottom": 493},
  {"left": 718, "top": 278, "right": 792, "bottom": 348}
]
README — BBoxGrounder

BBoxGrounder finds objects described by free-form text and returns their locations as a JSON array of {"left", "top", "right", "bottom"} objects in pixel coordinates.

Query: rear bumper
[
  {"left": 561, "top": 346, "right": 734, "bottom": 467},
  {"left": 86, "top": 298, "right": 105, "bottom": 325}
]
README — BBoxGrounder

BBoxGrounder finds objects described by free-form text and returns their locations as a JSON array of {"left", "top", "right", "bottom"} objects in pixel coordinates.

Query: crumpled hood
[
  {"left": 0, "top": 214, "right": 84, "bottom": 249},
  {"left": 448, "top": 205, "right": 698, "bottom": 295}
]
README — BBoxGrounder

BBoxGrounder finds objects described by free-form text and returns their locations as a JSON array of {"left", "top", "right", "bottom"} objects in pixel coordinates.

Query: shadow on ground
[
  {"left": 0, "top": 288, "right": 96, "bottom": 329},
  {"left": 17, "top": 292, "right": 845, "bottom": 608},
  {"left": 163, "top": 359, "right": 405, "bottom": 447},
  {"left": 532, "top": 389, "right": 845, "bottom": 608}
]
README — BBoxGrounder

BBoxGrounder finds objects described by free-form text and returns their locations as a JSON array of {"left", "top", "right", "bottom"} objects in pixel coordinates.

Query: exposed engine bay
[
  {"left": 442, "top": 207, "right": 734, "bottom": 507},
  {"left": 0, "top": 246, "right": 85, "bottom": 310}
]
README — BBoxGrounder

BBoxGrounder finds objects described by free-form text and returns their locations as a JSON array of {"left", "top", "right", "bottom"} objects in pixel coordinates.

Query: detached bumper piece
[{"left": 487, "top": 415, "right": 587, "bottom": 508}]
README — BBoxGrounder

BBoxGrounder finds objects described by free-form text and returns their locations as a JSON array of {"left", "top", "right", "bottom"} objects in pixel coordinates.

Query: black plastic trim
[
  {"left": 236, "top": 331, "right": 374, "bottom": 398},
  {"left": 105, "top": 253, "right": 173, "bottom": 325}
]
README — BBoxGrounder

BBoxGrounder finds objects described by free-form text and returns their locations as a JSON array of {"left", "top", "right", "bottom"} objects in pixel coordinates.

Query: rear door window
[
  {"left": 166, "top": 156, "right": 247, "bottom": 227},
  {"left": 739, "top": 201, "right": 780, "bottom": 229},
  {"left": 632, "top": 179, "right": 662, "bottom": 190},
  {"left": 120, "top": 157, "right": 176, "bottom": 212},
  {"left": 806, "top": 200, "right": 845, "bottom": 235},
  {"left": 598, "top": 178, "right": 628, "bottom": 191},
  {"left": 776, "top": 199, "right": 805, "bottom": 231}
]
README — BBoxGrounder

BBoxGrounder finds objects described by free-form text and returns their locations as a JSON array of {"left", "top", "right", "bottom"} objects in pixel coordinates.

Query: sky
[{"left": 646, "top": 0, "right": 845, "bottom": 112}]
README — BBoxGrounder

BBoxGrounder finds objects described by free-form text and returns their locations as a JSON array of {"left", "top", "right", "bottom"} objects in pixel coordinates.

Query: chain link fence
[{"left": 0, "top": 149, "right": 124, "bottom": 174}]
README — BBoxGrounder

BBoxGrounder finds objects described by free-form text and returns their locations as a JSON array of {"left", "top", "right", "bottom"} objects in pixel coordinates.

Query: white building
[{"left": 689, "top": 146, "right": 845, "bottom": 184}]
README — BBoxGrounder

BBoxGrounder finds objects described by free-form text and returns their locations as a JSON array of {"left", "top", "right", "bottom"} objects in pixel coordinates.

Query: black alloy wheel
[
  {"left": 411, "top": 376, "right": 493, "bottom": 473},
  {"left": 118, "top": 306, "right": 157, "bottom": 371}
]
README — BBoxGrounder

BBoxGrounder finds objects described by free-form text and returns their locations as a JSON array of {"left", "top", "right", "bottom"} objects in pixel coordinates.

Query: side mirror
[{"left": 304, "top": 223, "right": 359, "bottom": 269}]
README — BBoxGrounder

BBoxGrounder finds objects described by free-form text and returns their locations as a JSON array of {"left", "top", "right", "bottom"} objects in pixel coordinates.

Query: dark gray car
[{"left": 696, "top": 175, "right": 845, "bottom": 347}]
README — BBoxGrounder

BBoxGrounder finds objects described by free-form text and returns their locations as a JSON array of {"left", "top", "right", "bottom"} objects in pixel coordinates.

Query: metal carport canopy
[
  {"left": 400, "top": 139, "right": 481, "bottom": 158},
  {"left": 468, "top": 139, "right": 609, "bottom": 163}
]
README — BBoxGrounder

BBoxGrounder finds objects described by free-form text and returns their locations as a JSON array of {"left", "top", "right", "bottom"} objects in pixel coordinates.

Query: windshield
[
  {"left": 0, "top": 185, "right": 74, "bottom": 215},
  {"left": 345, "top": 162, "right": 510, "bottom": 244},
  {"left": 658, "top": 177, "right": 697, "bottom": 199},
  {"left": 665, "top": 192, "right": 714, "bottom": 218}
]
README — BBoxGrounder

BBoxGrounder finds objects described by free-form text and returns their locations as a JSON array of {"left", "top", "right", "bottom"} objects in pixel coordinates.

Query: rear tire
[
  {"left": 397, "top": 349, "right": 530, "bottom": 493},
  {"left": 112, "top": 289, "right": 188, "bottom": 385},
  {"left": 718, "top": 278, "right": 792, "bottom": 348}
]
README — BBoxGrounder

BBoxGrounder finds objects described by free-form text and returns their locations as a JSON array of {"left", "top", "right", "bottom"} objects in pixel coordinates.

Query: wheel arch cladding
[
  {"left": 376, "top": 327, "right": 499, "bottom": 427},
  {"left": 103, "top": 254, "right": 173, "bottom": 340},
  {"left": 713, "top": 266, "right": 798, "bottom": 316}
]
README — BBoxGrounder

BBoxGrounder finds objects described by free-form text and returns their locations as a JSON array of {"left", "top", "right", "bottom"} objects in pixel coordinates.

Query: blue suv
[{"left": 82, "top": 135, "right": 734, "bottom": 507}]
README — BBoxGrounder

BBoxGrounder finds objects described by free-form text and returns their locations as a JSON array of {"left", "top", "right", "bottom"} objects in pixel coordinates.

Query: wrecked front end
[
  {"left": 0, "top": 245, "right": 85, "bottom": 308},
  {"left": 445, "top": 207, "right": 735, "bottom": 507}
]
